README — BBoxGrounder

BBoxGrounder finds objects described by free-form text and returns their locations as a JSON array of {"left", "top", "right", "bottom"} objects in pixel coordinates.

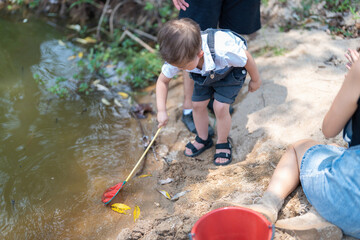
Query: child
[
  {"left": 213, "top": 49, "right": 360, "bottom": 239},
  {"left": 156, "top": 18, "right": 261, "bottom": 166}
]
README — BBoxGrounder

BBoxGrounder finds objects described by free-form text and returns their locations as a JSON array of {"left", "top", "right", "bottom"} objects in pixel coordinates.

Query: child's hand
[
  {"left": 248, "top": 78, "right": 261, "bottom": 92},
  {"left": 345, "top": 49, "right": 359, "bottom": 70},
  {"left": 157, "top": 111, "right": 169, "bottom": 128}
]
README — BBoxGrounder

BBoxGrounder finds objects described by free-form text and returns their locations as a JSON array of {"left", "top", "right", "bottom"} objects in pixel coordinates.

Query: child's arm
[
  {"left": 322, "top": 55, "right": 360, "bottom": 138},
  {"left": 156, "top": 73, "right": 172, "bottom": 128},
  {"left": 244, "top": 50, "right": 261, "bottom": 92}
]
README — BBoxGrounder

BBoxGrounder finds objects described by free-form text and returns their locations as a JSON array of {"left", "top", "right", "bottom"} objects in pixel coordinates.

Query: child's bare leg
[
  {"left": 184, "top": 99, "right": 210, "bottom": 155},
  {"left": 183, "top": 71, "right": 193, "bottom": 110},
  {"left": 213, "top": 100, "right": 231, "bottom": 164},
  {"left": 267, "top": 139, "right": 320, "bottom": 199}
]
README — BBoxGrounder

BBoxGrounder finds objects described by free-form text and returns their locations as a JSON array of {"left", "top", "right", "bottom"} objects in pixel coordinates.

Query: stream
[{"left": 0, "top": 14, "right": 154, "bottom": 239}]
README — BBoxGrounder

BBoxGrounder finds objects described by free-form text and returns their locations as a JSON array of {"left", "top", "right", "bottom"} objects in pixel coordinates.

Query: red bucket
[{"left": 189, "top": 207, "right": 274, "bottom": 240}]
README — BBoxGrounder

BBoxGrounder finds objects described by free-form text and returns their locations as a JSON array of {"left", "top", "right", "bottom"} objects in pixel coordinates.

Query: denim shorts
[
  {"left": 191, "top": 68, "right": 246, "bottom": 104},
  {"left": 300, "top": 144, "right": 360, "bottom": 238}
]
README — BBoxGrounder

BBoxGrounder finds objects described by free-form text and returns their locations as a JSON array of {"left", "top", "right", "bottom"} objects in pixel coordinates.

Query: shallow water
[{"left": 0, "top": 14, "right": 150, "bottom": 239}]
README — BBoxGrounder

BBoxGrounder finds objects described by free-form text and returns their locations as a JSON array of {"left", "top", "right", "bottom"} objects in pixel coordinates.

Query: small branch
[
  {"left": 110, "top": 1, "right": 128, "bottom": 37},
  {"left": 152, "top": 146, "right": 158, "bottom": 161},
  {"left": 60, "top": 0, "right": 66, "bottom": 16},
  {"left": 119, "top": 29, "right": 156, "bottom": 53},
  {"left": 96, "top": 0, "right": 110, "bottom": 40},
  {"left": 133, "top": 29, "right": 157, "bottom": 42}
]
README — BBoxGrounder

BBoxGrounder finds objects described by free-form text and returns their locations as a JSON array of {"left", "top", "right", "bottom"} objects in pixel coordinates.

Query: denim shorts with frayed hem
[{"left": 300, "top": 144, "right": 360, "bottom": 238}]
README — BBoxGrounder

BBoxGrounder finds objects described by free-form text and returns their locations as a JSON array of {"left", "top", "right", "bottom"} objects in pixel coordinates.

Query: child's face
[{"left": 174, "top": 50, "right": 204, "bottom": 71}]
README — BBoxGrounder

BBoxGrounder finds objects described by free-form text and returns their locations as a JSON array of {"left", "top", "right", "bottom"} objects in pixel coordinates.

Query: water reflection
[{"left": 0, "top": 15, "right": 140, "bottom": 239}]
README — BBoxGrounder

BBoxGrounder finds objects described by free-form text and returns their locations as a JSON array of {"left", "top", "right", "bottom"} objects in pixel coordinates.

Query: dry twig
[
  {"left": 118, "top": 29, "right": 155, "bottom": 53},
  {"left": 96, "top": 0, "right": 110, "bottom": 40}
]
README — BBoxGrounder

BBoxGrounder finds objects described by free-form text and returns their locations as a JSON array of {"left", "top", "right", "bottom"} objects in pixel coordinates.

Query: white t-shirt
[{"left": 161, "top": 30, "right": 248, "bottom": 79}]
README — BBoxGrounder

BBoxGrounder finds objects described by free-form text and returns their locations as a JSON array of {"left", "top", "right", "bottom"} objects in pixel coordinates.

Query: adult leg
[
  {"left": 181, "top": 72, "right": 197, "bottom": 133},
  {"left": 213, "top": 100, "right": 231, "bottom": 165},
  {"left": 178, "top": 0, "right": 221, "bottom": 30},
  {"left": 219, "top": 0, "right": 261, "bottom": 35},
  {"left": 184, "top": 99, "right": 210, "bottom": 156}
]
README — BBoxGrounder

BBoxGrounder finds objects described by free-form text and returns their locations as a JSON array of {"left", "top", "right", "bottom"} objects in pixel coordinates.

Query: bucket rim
[{"left": 190, "top": 206, "right": 274, "bottom": 240}]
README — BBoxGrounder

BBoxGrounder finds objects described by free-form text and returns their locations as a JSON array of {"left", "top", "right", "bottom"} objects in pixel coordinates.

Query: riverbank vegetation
[{"left": 1, "top": 0, "right": 360, "bottom": 98}]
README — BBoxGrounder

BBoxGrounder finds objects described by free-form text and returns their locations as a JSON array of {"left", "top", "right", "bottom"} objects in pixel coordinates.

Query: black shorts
[
  {"left": 191, "top": 68, "right": 247, "bottom": 104},
  {"left": 179, "top": 0, "right": 261, "bottom": 35}
]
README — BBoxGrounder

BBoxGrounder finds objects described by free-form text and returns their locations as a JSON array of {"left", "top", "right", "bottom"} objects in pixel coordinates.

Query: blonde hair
[{"left": 157, "top": 18, "right": 201, "bottom": 65}]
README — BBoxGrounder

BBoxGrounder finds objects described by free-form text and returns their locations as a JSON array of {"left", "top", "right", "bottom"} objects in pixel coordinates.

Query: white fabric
[{"left": 161, "top": 31, "right": 248, "bottom": 79}]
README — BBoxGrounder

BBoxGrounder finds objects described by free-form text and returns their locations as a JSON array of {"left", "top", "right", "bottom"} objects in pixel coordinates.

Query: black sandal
[
  {"left": 213, "top": 140, "right": 232, "bottom": 166},
  {"left": 184, "top": 135, "right": 213, "bottom": 157}
]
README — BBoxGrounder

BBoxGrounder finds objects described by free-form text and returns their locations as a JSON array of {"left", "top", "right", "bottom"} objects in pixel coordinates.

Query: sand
[{"left": 113, "top": 27, "right": 359, "bottom": 240}]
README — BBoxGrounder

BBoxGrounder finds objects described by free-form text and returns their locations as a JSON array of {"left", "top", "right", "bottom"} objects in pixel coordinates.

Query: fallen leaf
[
  {"left": 74, "top": 38, "right": 87, "bottom": 44},
  {"left": 133, "top": 205, "right": 140, "bottom": 222},
  {"left": 95, "top": 84, "right": 109, "bottom": 92},
  {"left": 74, "top": 37, "right": 96, "bottom": 45},
  {"left": 118, "top": 92, "right": 129, "bottom": 99},
  {"left": 67, "top": 55, "right": 76, "bottom": 61},
  {"left": 83, "top": 36, "right": 97, "bottom": 43},
  {"left": 158, "top": 190, "right": 171, "bottom": 200},
  {"left": 138, "top": 174, "right": 152, "bottom": 178},
  {"left": 114, "top": 99, "right": 123, "bottom": 107},
  {"left": 67, "top": 24, "right": 81, "bottom": 32},
  {"left": 158, "top": 178, "right": 174, "bottom": 185},
  {"left": 78, "top": 52, "right": 83, "bottom": 58},
  {"left": 111, "top": 203, "right": 131, "bottom": 214},
  {"left": 171, "top": 190, "right": 190, "bottom": 201},
  {"left": 92, "top": 79, "right": 101, "bottom": 85},
  {"left": 58, "top": 40, "right": 66, "bottom": 46},
  {"left": 101, "top": 98, "right": 111, "bottom": 106}
]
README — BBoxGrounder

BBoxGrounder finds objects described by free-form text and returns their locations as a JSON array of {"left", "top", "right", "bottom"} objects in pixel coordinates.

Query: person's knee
[
  {"left": 213, "top": 101, "right": 229, "bottom": 116},
  {"left": 290, "top": 139, "right": 320, "bottom": 168},
  {"left": 192, "top": 101, "right": 208, "bottom": 111}
]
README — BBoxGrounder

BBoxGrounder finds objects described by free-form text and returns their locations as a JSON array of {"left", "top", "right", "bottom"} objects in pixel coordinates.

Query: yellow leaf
[
  {"left": 74, "top": 37, "right": 96, "bottom": 44},
  {"left": 111, "top": 203, "right": 131, "bottom": 214},
  {"left": 158, "top": 190, "right": 171, "bottom": 200},
  {"left": 133, "top": 205, "right": 140, "bottom": 222},
  {"left": 78, "top": 52, "right": 83, "bottom": 59},
  {"left": 118, "top": 92, "right": 129, "bottom": 99},
  {"left": 67, "top": 55, "right": 76, "bottom": 61},
  {"left": 138, "top": 174, "right": 152, "bottom": 178},
  {"left": 84, "top": 36, "right": 97, "bottom": 44}
]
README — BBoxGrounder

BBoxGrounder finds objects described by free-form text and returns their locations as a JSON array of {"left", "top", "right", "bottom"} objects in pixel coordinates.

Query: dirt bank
[{"left": 112, "top": 26, "right": 359, "bottom": 240}]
